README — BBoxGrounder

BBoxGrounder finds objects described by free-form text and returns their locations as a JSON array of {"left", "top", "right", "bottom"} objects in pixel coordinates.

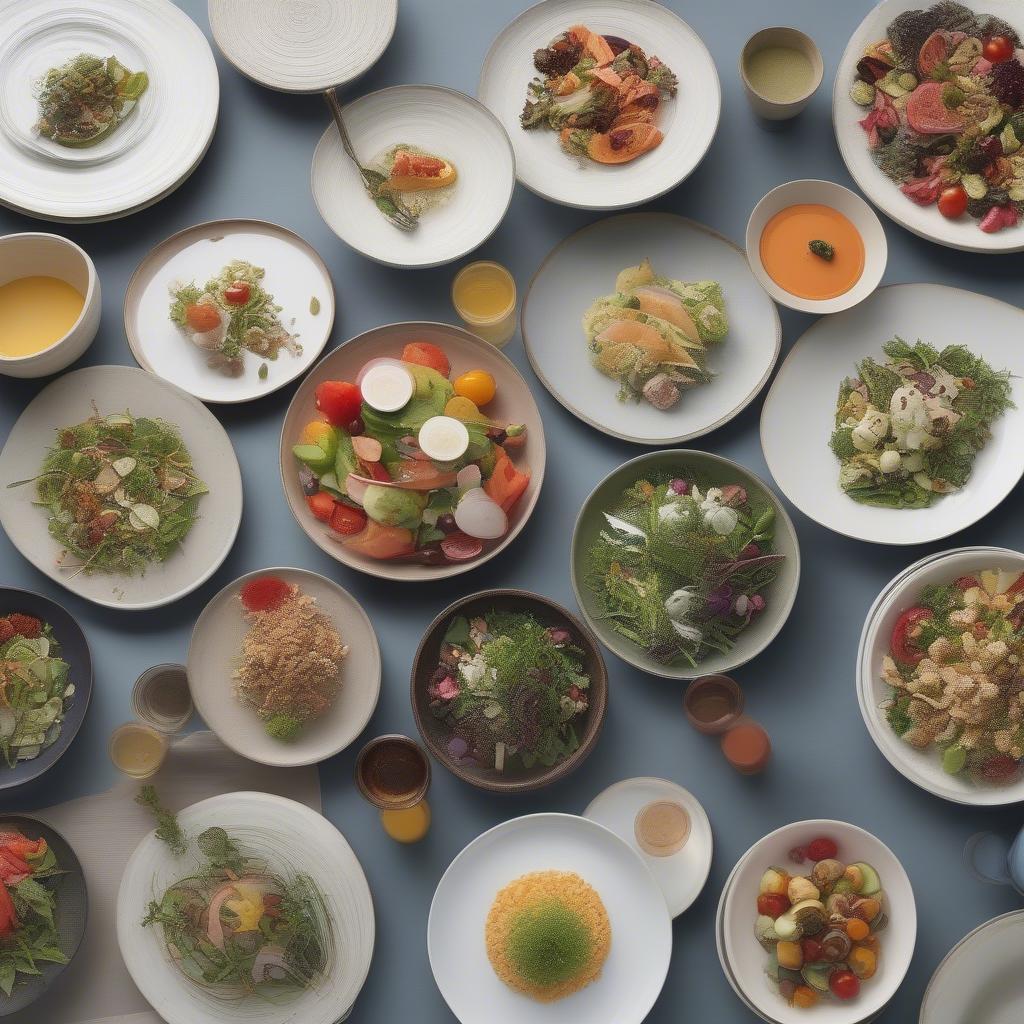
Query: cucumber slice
[
  {"left": 801, "top": 964, "right": 831, "bottom": 992},
  {"left": 851, "top": 862, "right": 881, "bottom": 895}
]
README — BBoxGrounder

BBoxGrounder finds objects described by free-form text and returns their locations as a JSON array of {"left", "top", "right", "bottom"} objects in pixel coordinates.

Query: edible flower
[{"left": 664, "top": 587, "right": 697, "bottom": 622}]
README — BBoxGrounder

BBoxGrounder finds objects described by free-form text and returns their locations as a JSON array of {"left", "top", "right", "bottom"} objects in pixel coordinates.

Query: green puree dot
[{"left": 505, "top": 899, "right": 592, "bottom": 987}]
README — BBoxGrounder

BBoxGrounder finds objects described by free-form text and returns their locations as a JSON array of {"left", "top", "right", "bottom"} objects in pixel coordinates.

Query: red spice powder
[
  {"left": 6, "top": 614, "right": 42, "bottom": 639},
  {"left": 239, "top": 576, "right": 291, "bottom": 613}
]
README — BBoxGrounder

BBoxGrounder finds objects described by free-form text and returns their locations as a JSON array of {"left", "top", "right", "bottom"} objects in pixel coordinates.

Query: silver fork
[{"left": 323, "top": 88, "right": 418, "bottom": 232}]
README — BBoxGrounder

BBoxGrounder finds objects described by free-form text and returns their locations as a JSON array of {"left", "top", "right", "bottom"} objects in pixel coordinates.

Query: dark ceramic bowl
[
  {"left": 0, "top": 588, "right": 92, "bottom": 791},
  {"left": 411, "top": 589, "right": 607, "bottom": 794}
]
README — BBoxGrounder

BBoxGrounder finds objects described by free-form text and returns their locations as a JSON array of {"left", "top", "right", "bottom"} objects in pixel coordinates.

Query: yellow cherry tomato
[
  {"left": 453, "top": 370, "right": 496, "bottom": 407},
  {"left": 444, "top": 395, "right": 490, "bottom": 424},
  {"left": 300, "top": 420, "right": 335, "bottom": 447}
]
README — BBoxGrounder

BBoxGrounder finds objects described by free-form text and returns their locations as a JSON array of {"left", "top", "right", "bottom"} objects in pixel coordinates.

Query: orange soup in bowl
[{"left": 759, "top": 203, "right": 864, "bottom": 301}]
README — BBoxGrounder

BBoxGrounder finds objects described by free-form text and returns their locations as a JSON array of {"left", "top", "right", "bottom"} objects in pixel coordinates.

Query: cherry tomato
[
  {"left": 954, "top": 575, "right": 981, "bottom": 590},
  {"left": 890, "top": 606, "right": 933, "bottom": 665},
  {"left": 401, "top": 341, "right": 450, "bottom": 377},
  {"left": 829, "top": 969, "right": 860, "bottom": 1001},
  {"left": 453, "top": 370, "right": 497, "bottom": 407},
  {"left": 315, "top": 380, "right": 362, "bottom": 426},
  {"left": 937, "top": 185, "right": 968, "bottom": 219},
  {"left": 801, "top": 938, "right": 824, "bottom": 963},
  {"left": 806, "top": 837, "right": 839, "bottom": 862},
  {"left": 757, "top": 893, "right": 790, "bottom": 918},
  {"left": 306, "top": 492, "right": 336, "bottom": 522},
  {"left": 329, "top": 502, "right": 367, "bottom": 535},
  {"left": 984, "top": 35, "right": 1014, "bottom": 63},
  {"left": 184, "top": 302, "right": 222, "bottom": 332},
  {"left": 224, "top": 280, "right": 251, "bottom": 305}
]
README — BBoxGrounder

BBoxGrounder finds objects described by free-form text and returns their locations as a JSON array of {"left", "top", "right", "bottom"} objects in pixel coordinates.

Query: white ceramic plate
[
  {"left": 427, "top": 813, "right": 672, "bottom": 1024},
  {"left": 0, "top": 365, "right": 242, "bottom": 611},
  {"left": 722, "top": 819, "right": 916, "bottom": 1024},
  {"left": 0, "top": 0, "right": 218, "bottom": 222},
  {"left": 124, "top": 220, "right": 335, "bottom": 405},
  {"left": 187, "top": 567, "right": 381, "bottom": 767},
  {"left": 857, "top": 546, "right": 1024, "bottom": 805},
  {"left": 117, "top": 791, "right": 375, "bottom": 1024},
  {"left": 478, "top": 0, "right": 720, "bottom": 210},
  {"left": 583, "top": 776, "right": 712, "bottom": 918},
  {"left": 760, "top": 284, "right": 1024, "bottom": 546},
  {"left": 834, "top": 0, "right": 1024, "bottom": 253},
  {"left": 312, "top": 86, "right": 515, "bottom": 269},
  {"left": 919, "top": 910, "right": 1024, "bottom": 1023},
  {"left": 209, "top": 0, "right": 396, "bottom": 93},
  {"left": 522, "top": 212, "right": 780, "bottom": 444}
]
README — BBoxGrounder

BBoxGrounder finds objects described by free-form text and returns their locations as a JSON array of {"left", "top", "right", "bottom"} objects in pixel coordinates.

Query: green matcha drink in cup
[{"left": 741, "top": 28, "right": 823, "bottom": 121}]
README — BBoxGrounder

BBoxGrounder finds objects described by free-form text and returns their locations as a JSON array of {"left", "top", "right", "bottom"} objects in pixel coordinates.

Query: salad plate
[
  {"left": 427, "top": 812, "right": 672, "bottom": 1024},
  {"left": 760, "top": 284, "right": 1024, "bottom": 546},
  {"left": 208, "top": 0, "right": 397, "bottom": 93},
  {"left": 311, "top": 86, "right": 515, "bottom": 269},
  {"left": 0, "top": 588, "right": 92, "bottom": 792},
  {"left": 478, "top": 0, "right": 720, "bottom": 210},
  {"left": 522, "top": 212, "right": 780, "bottom": 444},
  {"left": 919, "top": 909, "right": 1024, "bottom": 1023},
  {"left": 0, "top": 0, "right": 217, "bottom": 222},
  {"left": 0, "top": 365, "right": 243, "bottom": 611},
  {"left": 187, "top": 568, "right": 381, "bottom": 768},
  {"left": 116, "top": 791, "right": 374, "bottom": 1024},
  {"left": 279, "top": 321, "right": 545, "bottom": 582},
  {"left": 583, "top": 777, "right": 712, "bottom": 918},
  {"left": 570, "top": 449, "right": 801, "bottom": 680},
  {"left": 858, "top": 545, "right": 1024, "bottom": 805},
  {"left": 834, "top": 0, "right": 1024, "bottom": 253},
  {"left": 721, "top": 819, "right": 915, "bottom": 1024},
  {"left": 123, "top": 219, "right": 335, "bottom": 405}
]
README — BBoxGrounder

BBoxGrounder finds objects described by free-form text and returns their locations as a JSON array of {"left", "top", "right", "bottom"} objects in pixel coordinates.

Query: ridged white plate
[
  {"left": 117, "top": 792, "right": 375, "bottom": 1024},
  {"left": 187, "top": 567, "right": 381, "bottom": 768},
  {"left": 0, "top": 0, "right": 218, "bottom": 222},
  {"left": 312, "top": 85, "right": 515, "bottom": 268},
  {"left": 760, "top": 284, "right": 1024, "bottom": 546},
  {"left": 0, "top": 365, "right": 242, "bottom": 611},
  {"left": 478, "top": 0, "right": 720, "bottom": 210},
  {"left": 209, "top": 0, "right": 397, "bottom": 93},
  {"left": 523, "top": 213, "right": 780, "bottom": 444},
  {"left": 834, "top": 0, "right": 1024, "bottom": 253},
  {"left": 124, "top": 219, "right": 335, "bottom": 405}
]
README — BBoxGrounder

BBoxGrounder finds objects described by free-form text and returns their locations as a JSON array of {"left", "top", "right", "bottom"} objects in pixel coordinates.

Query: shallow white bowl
[
  {"left": 745, "top": 179, "right": 888, "bottom": 315},
  {"left": 478, "top": 0, "right": 720, "bottom": 211},
  {"left": 857, "top": 546, "right": 1024, "bottom": 806},
  {"left": 722, "top": 819, "right": 916, "bottom": 1024},
  {"left": 427, "top": 812, "right": 672, "bottom": 1024},
  {"left": 760, "top": 284, "right": 1024, "bottom": 545},
  {"left": 0, "top": 233, "right": 100, "bottom": 378},
  {"left": 312, "top": 85, "right": 515, "bottom": 269},
  {"left": 834, "top": 0, "right": 1024, "bottom": 254}
]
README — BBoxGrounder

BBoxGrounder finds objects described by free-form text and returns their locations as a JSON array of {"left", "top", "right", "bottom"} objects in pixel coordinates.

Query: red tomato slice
[
  {"left": 0, "top": 883, "right": 17, "bottom": 936},
  {"left": 315, "top": 381, "right": 362, "bottom": 426},
  {"left": 224, "top": 281, "right": 251, "bottom": 305},
  {"left": 330, "top": 503, "right": 368, "bottom": 536},
  {"left": 890, "top": 607, "right": 933, "bottom": 665}
]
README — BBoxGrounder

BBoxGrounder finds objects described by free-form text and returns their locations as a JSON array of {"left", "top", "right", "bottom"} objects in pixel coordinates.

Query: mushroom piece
[
  {"left": 811, "top": 858, "right": 845, "bottom": 889},
  {"left": 642, "top": 373, "right": 681, "bottom": 410}
]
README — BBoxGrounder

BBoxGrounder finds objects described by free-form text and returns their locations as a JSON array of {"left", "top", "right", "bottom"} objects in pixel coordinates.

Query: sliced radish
[
  {"left": 418, "top": 416, "right": 469, "bottom": 462},
  {"left": 456, "top": 464, "right": 482, "bottom": 491},
  {"left": 454, "top": 490, "right": 508, "bottom": 539},
  {"left": 441, "top": 533, "right": 484, "bottom": 561},
  {"left": 352, "top": 435, "right": 383, "bottom": 462},
  {"left": 360, "top": 363, "right": 414, "bottom": 412},
  {"left": 344, "top": 474, "right": 370, "bottom": 505}
]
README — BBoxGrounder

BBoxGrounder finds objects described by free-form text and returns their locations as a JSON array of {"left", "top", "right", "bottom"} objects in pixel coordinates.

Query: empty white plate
[
  {"left": 523, "top": 212, "right": 780, "bottom": 444},
  {"left": 209, "top": 0, "right": 397, "bottom": 93},
  {"left": 312, "top": 85, "right": 515, "bottom": 268},
  {"left": 834, "top": 0, "right": 1024, "bottom": 253},
  {"left": 0, "top": 0, "right": 217, "bottom": 222},
  {"left": 427, "top": 813, "right": 672, "bottom": 1024},
  {"left": 583, "top": 776, "right": 712, "bottom": 917},
  {"left": 0, "top": 365, "right": 242, "bottom": 611},
  {"left": 760, "top": 284, "right": 1024, "bottom": 546},
  {"left": 920, "top": 911, "right": 1024, "bottom": 1023},
  {"left": 187, "top": 567, "right": 381, "bottom": 768},
  {"left": 479, "top": 0, "right": 720, "bottom": 210},
  {"left": 124, "top": 219, "right": 335, "bottom": 404}
]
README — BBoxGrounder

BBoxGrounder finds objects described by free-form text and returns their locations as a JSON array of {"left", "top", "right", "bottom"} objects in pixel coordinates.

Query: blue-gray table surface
[{"left": 1, "top": 1, "right": 1021, "bottom": 1020}]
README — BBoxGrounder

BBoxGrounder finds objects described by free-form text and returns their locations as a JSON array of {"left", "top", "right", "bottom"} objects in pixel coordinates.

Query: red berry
[
  {"left": 829, "top": 969, "right": 860, "bottom": 1000},
  {"left": 315, "top": 380, "right": 362, "bottom": 426},
  {"left": 6, "top": 614, "right": 41, "bottom": 639},
  {"left": 239, "top": 576, "right": 291, "bottom": 613},
  {"left": 953, "top": 575, "right": 981, "bottom": 591},
  {"left": 801, "top": 938, "right": 823, "bottom": 963},
  {"left": 937, "top": 184, "right": 968, "bottom": 219},
  {"left": 984, "top": 35, "right": 1014, "bottom": 63},
  {"left": 756, "top": 893, "right": 790, "bottom": 918},
  {"left": 223, "top": 280, "right": 251, "bottom": 305},
  {"left": 807, "top": 837, "right": 838, "bottom": 861},
  {"left": 306, "top": 492, "right": 336, "bottom": 522}
]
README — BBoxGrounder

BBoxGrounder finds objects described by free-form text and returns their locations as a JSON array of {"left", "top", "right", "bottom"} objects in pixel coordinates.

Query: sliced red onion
[{"left": 447, "top": 736, "right": 469, "bottom": 758}]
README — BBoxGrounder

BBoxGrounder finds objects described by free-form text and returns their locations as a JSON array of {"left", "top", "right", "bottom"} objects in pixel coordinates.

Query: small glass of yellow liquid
[
  {"left": 634, "top": 800, "right": 691, "bottom": 858},
  {"left": 451, "top": 260, "right": 517, "bottom": 348},
  {"left": 109, "top": 722, "right": 169, "bottom": 779},
  {"left": 0, "top": 275, "right": 85, "bottom": 359}
]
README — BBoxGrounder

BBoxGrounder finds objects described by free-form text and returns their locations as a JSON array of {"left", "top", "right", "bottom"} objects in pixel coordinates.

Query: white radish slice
[
  {"left": 344, "top": 474, "right": 370, "bottom": 505},
  {"left": 454, "top": 490, "right": 507, "bottom": 539},
  {"left": 418, "top": 416, "right": 469, "bottom": 462},
  {"left": 360, "top": 363, "right": 414, "bottom": 412},
  {"left": 355, "top": 357, "right": 407, "bottom": 387},
  {"left": 352, "top": 435, "right": 383, "bottom": 462},
  {"left": 456, "top": 464, "right": 482, "bottom": 491}
]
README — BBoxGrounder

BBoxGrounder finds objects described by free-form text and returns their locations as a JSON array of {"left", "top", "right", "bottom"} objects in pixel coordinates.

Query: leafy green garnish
[{"left": 136, "top": 785, "right": 187, "bottom": 856}]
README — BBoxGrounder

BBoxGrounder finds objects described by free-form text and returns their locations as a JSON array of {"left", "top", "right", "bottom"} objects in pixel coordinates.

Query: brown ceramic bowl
[{"left": 410, "top": 589, "right": 607, "bottom": 793}]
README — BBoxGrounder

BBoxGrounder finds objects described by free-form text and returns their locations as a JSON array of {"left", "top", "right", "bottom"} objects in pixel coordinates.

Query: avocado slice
[
  {"left": 292, "top": 443, "right": 333, "bottom": 476},
  {"left": 333, "top": 428, "right": 358, "bottom": 488},
  {"left": 851, "top": 862, "right": 881, "bottom": 895}
]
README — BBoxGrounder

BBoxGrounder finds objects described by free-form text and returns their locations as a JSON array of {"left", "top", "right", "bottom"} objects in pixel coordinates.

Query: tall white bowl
[{"left": 0, "top": 233, "right": 100, "bottom": 378}]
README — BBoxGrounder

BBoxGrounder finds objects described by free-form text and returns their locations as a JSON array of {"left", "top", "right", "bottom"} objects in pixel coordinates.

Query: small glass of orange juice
[
  {"left": 451, "top": 260, "right": 517, "bottom": 348},
  {"left": 109, "top": 722, "right": 169, "bottom": 779},
  {"left": 355, "top": 734, "right": 432, "bottom": 843}
]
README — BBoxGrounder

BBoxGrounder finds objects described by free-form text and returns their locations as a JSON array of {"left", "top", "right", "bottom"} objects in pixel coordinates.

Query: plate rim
[{"left": 521, "top": 211, "right": 782, "bottom": 444}]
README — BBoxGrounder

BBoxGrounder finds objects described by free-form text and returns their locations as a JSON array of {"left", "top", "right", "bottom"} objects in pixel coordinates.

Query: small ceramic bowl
[
  {"left": 410, "top": 589, "right": 607, "bottom": 793},
  {"left": 0, "top": 233, "right": 100, "bottom": 379},
  {"left": 740, "top": 27, "right": 823, "bottom": 121},
  {"left": 571, "top": 450, "right": 801, "bottom": 681},
  {"left": 745, "top": 179, "right": 887, "bottom": 314}
]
